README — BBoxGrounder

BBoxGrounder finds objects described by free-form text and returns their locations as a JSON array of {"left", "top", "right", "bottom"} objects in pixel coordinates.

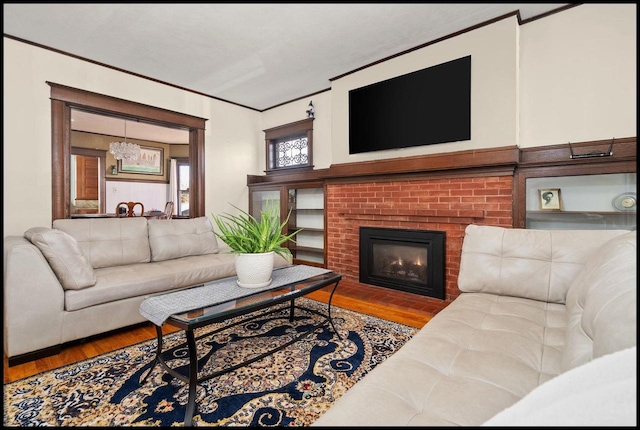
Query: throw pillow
[
  {"left": 148, "top": 216, "right": 219, "bottom": 262},
  {"left": 24, "top": 227, "right": 97, "bottom": 290}
]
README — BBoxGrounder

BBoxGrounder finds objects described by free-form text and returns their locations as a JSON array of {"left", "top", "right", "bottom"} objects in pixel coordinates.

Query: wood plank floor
[{"left": 3, "top": 280, "right": 432, "bottom": 384}]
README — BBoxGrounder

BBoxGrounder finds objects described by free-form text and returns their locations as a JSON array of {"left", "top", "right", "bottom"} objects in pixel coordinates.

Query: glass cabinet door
[
  {"left": 525, "top": 173, "right": 636, "bottom": 230},
  {"left": 250, "top": 188, "right": 282, "bottom": 222},
  {"left": 248, "top": 183, "right": 326, "bottom": 267}
]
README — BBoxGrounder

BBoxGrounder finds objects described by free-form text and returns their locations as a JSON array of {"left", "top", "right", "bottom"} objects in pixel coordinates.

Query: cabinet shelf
[
  {"left": 289, "top": 227, "right": 323, "bottom": 233},
  {"left": 250, "top": 183, "right": 326, "bottom": 267},
  {"left": 526, "top": 210, "right": 636, "bottom": 222},
  {"left": 290, "top": 207, "right": 323, "bottom": 211},
  {"left": 524, "top": 173, "right": 636, "bottom": 231},
  {"left": 288, "top": 245, "right": 324, "bottom": 254},
  {"left": 527, "top": 210, "right": 635, "bottom": 215}
]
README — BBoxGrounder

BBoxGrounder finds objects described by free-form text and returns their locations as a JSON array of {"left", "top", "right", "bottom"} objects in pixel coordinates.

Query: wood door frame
[{"left": 49, "top": 82, "right": 207, "bottom": 221}]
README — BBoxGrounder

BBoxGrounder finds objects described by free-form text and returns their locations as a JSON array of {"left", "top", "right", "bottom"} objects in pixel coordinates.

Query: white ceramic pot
[{"left": 235, "top": 251, "right": 275, "bottom": 288}]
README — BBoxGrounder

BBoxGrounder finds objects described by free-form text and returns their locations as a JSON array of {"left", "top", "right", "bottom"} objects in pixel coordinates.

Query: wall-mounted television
[{"left": 349, "top": 55, "right": 471, "bottom": 154}]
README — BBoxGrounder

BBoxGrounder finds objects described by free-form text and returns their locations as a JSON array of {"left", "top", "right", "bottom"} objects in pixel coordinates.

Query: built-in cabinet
[
  {"left": 247, "top": 137, "right": 636, "bottom": 268},
  {"left": 248, "top": 181, "right": 326, "bottom": 267},
  {"left": 525, "top": 173, "right": 636, "bottom": 230},
  {"left": 515, "top": 138, "right": 637, "bottom": 231}
]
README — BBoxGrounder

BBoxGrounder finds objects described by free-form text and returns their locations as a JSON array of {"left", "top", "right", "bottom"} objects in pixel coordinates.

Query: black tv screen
[{"left": 349, "top": 55, "right": 471, "bottom": 154}]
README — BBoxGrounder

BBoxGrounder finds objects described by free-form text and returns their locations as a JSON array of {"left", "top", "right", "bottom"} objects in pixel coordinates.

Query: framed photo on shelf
[
  {"left": 538, "top": 188, "right": 562, "bottom": 211},
  {"left": 118, "top": 146, "right": 164, "bottom": 176}
]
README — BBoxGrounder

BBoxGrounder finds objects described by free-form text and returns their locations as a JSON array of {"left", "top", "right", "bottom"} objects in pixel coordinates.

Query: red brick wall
[{"left": 326, "top": 175, "right": 513, "bottom": 312}]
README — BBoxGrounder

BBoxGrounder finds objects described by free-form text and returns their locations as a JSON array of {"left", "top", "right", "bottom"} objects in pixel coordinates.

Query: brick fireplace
[{"left": 325, "top": 175, "right": 513, "bottom": 315}]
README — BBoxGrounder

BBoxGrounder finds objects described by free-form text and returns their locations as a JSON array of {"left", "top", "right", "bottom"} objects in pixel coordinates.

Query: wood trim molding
[
  {"left": 51, "top": 99, "right": 71, "bottom": 220},
  {"left": 190, "top": 128, "right": 206, "bottom": 217},
  {"left": 49, "top": 82, "right": 207, "bottom": 221},
  {"left": 263, "top": 118, "right": 314, "bottom": 138},
  {"left": 249, "top": 138, "right": 636, "bottom": 188},
  {"left": 264, "top": 118, "right": 314, "bottom": 174},
  {"left": 326, "top": 146, "right": 520, "bottom": 179},
  {"left": 49, "top": 82, "right": 207, "bottom": 128},
  {"left": 519, "top": 137, "right": 636, "bottom": 166},
  {"left": 249, "top": 137, "right": 636, "bottom": 231},
  {"left": 248, "top": 168, "right": 330, "bottom": 185}
]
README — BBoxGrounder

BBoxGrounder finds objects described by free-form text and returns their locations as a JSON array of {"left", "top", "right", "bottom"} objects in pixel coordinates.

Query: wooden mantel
[
  {"left": 325, "top": 145, "right": 520, "bottom": 179},
  {"left": 248, "top": 137, "right": 636, "bottom": 186}
]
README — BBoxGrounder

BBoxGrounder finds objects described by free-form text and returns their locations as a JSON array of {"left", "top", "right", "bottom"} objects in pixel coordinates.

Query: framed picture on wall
[
  {"left": 118, "top": 146, "right": 164, "bottom": 175},
  {"left": 538, "top": 188, "right": 563, "bottom": 211}
]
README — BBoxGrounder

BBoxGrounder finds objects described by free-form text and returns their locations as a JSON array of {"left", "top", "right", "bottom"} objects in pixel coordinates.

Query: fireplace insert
[{"left": 359, "top": 227, "right": 445, "bottom": 299}]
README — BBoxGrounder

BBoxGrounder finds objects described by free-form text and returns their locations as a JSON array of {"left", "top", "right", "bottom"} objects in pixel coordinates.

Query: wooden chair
[
  {"left": 159, "top": 201, "right": 174, "bottom": 220},
  {"left": 116, "top": 201, "right": 144, "bottom": 217}
]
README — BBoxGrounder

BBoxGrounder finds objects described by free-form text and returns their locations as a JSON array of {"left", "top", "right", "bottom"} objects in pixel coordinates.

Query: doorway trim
[{"left": 48, "top": 82, "right": 207, "bottom": 220}]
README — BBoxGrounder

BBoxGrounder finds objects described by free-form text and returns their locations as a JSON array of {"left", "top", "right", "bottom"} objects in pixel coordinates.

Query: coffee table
[{"left": 138, "top": 265, "right": 342, "bottom": 426}]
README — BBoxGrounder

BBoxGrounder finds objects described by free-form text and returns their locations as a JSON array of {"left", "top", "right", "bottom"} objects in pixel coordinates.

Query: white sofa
[
  {"left": 314, "top": 225, "right": 637, "bottom": 426},
  {"left": 3, "top": 216, "right": 288, "bottom": 366}
]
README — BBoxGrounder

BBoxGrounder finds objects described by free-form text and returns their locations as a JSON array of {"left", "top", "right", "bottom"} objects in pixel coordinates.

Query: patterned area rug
[{"left": 3, "top": 298, "right": 417, "bottom": 426}]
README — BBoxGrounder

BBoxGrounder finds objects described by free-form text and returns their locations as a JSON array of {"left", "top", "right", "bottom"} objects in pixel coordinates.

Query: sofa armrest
[{"left": 3, "top": 236, "right": 65, "bottom": 358}]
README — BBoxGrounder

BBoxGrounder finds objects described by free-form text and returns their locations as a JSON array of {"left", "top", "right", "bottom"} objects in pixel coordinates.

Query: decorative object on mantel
[
  {"left": 569, "top": 138, "right": 614, "bottom": 159},
  {"left": 306, "top": 100, "right": 315, "bottom": 118},
  {"left": 612, "top": 192, "right": 636, "bottom": 211},
  {"left": 110, "top": 165, "right": 118, "bottom": 175},
  {"left": 211, "top": 200, "right": 301, "bottom": 288},
  {"left": 539, "top": 188, "right": 562, "bottom": 211},
  {"left": 109, "top": 120, "right": 141, "bottom": 161}
]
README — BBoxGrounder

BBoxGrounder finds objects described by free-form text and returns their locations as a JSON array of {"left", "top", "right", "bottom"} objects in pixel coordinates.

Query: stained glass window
[
  {"left": 264, "top": 118, "right": 314, "bottom": 173},
  {"left": 275, "top": 136, "right": 308, "bottom": 168}
]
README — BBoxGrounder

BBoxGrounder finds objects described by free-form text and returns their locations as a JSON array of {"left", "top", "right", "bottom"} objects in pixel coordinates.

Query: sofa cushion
[
  {"left": 483, "top": 346, "right": 637, "bottom": 426},
  {"left": 313, "top": 292, "right": 567, "bottom": 426},
  {"left": 24, "top": 227, "right": 96, "bottom": 290},
  {"left": 64, "top": 253, "right": 237, "bottom": 311},
  {"left": 53, "top": 218, "right": 151, "bottom": 269},
  {"left": 562, "top": 231, "right": 637, "bottom": 371},
  {"left": 458, "top": 225, "right": 629, "bottom": 304},
  {"left": 148, "top": 216, "right": 219, "bottom": 262}
]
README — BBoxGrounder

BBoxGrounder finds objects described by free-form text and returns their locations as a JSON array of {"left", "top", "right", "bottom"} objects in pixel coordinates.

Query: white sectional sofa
[
  {"left": 3, "top": 216, "right": 289, "bottom": 366},
  {"left": 314, "top": 225, "right": 637, "bottom": 427}
]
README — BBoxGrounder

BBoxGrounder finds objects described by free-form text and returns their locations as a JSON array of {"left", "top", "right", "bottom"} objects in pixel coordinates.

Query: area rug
[{"left": 3, "top": 298, "right": 417, "bottom": 426}]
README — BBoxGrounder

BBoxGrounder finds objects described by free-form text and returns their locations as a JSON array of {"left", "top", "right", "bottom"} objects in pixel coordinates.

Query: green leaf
[{"left": 211, "top": 199, "right": 301, "bottom": 259}]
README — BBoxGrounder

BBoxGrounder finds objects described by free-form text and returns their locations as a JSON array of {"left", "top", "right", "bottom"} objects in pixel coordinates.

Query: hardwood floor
[{"left": 3, "top": 280, "right": 432, "bottom": 384}]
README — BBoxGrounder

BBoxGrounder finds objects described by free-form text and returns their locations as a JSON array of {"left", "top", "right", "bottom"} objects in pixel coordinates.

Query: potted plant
[{"left": 211, "top": 200, "right": 301, "bottom": 288}]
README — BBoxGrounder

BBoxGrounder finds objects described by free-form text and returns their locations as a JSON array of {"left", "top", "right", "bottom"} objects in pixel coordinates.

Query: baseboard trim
[{"left": 8, "top": 345, "right": 61, "bottom": 367}]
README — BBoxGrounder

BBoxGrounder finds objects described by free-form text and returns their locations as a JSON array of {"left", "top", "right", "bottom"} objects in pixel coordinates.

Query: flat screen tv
[{"left": 349, "top": 55, "right": 471, "bottom": 154}]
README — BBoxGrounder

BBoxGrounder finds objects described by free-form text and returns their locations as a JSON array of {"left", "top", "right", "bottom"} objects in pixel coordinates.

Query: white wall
[
  {"left": 3, "top": 4, "right": 636, "bottom": 237},
  {"left": 261, "top": 90, "right": 332, "bottom": 170},
  {"left": 105, "top": 181, "right": 168, "bottom": 214},
  {"left": 265, "top": 4, "right": 636, "bottom": 163},
  {"left": 519, "top": 3, "right": 637, "bottom": 147},
  {"left": 3, "top": 37, "right": 262, "bottom": 237},
  {"left": 330, "top": 15, "right": 519, "bottom": 165}
]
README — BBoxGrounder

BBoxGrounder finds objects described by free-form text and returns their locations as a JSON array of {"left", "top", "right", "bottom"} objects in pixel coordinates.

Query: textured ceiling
[{"left": 4, "top": 3, "right": 569, "bottom": 112}]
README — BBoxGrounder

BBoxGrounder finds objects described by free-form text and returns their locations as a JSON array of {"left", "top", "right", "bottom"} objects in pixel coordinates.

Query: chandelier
[{"left": 109, "top": 120, "right": 141, "bottom": 161}]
